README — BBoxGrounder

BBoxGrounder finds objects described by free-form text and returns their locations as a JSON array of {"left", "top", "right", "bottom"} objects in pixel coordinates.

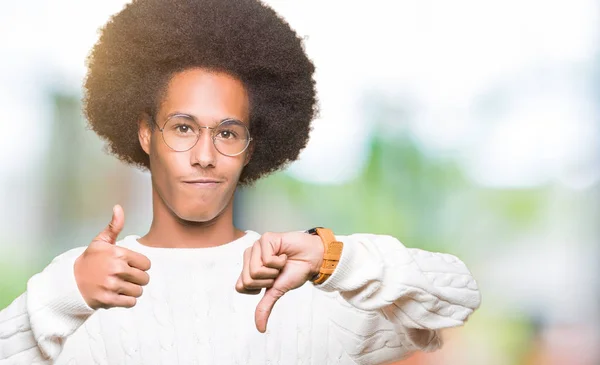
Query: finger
[
  {"left": 113, "top": 294, "right": 137, "bottom": 308},
  {"left": 94, "top": 205, "right": 125, "bottom": 245},
  {"left": 116, "top": 266, "right": 150, "bottom": 286},
  {"left": 255, "top": 287, "right": 286, "bottom": 333},
  {"left": 241, "top": 247, "right": 252, "bottom": 284},
  {"left": 243, "top": 278, "right": 275, "bottom": 290},
  {"left": 117, "top": 281, "right": 144, "bottom": 298},
  {"left": 249, "top": 243, "right": 279, "bottom": 280},
  {"left": 259, "top": 237, "right": 287, "bottom": 270},
  {"left": 119, "top": 248, "right": 151, "bottom": 271},
  {"left": 238, "top": 249, "right": 259, "bottom": 294},
  {"left": 242, "top": 249, "right": 275, "bottom": 290},
  {"left": 235, "top": 276, "right": 261, "bottom": 295}
]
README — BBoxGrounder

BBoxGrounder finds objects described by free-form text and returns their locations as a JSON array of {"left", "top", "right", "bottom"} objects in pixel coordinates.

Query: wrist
[
  {"left": 308, "top": 234, "right": 324, "bottom": 278},
  {"left": 305, "top": 227, "right": 343, "bottom": 285}
]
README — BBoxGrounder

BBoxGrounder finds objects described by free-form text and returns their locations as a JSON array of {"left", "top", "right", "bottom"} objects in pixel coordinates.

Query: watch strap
[{"left": 306, "top": 227, "right": 343, "bottom": 285}]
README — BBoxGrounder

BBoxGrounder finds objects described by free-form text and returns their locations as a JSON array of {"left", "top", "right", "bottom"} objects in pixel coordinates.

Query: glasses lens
[
  {"left": 162, "top": 115, "right": 200, "bottom": 151},
  {"left": 214, "top": 119, "right": 250, "bottom": 156}
]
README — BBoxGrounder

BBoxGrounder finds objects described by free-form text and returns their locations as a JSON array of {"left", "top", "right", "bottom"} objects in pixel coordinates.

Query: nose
[{"left": 190, "top": 128, "right": 217, "bottom": 168}]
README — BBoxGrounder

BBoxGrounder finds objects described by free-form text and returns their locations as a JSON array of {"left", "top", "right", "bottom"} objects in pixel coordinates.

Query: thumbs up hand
[{"left": 74, "top": 205, "right": 151, "bottom": 310}]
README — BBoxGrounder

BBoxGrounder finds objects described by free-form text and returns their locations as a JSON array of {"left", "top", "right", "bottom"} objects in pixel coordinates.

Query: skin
[
  {"left": 138, "top": 68, "right": 252, "bottom": 249},
  {"left": 75, "top": 68, "right": 326, "bottom": 333}
]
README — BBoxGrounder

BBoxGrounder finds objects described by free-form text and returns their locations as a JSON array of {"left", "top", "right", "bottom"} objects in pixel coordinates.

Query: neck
[{"left": 139, "top": 186, "right": 245, "bottom": 248}]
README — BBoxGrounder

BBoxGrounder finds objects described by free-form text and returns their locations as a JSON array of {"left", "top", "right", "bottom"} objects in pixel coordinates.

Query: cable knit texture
[{"left": 0, "top": 231, "right": 480, "bottom": 365}]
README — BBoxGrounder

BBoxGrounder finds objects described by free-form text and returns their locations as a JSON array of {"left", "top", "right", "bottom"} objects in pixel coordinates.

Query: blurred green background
[{"left": 1, "top": 1, "right": 598, "bottom": 364}]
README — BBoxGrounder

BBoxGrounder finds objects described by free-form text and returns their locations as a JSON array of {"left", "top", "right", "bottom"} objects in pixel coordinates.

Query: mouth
[{"left": 182, "top": 179, "right": 224, "bottom": 188}]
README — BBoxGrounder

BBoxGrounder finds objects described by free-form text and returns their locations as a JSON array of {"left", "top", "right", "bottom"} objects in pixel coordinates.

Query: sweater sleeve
[
  {"left": 315, "top": 233, "right": 481, "bottom": 365},
  {"left": 0, "top": 247, "right": 95, "bottom": 364}
]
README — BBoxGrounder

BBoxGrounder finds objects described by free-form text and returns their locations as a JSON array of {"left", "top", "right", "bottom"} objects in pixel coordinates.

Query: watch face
[{"left": 306, "top": 227, "right": 324, "bottom": 235}]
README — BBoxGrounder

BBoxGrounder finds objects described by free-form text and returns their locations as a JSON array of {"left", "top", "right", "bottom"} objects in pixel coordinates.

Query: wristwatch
[{"left": 305, "top": 227, "right": 343, "bottom": 285}]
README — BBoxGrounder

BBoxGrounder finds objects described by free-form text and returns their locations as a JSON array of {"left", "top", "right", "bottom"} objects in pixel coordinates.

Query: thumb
[
  {"left": 255, "top": 287, "right": 286, "bottom": 333},
  {"left": 95, "top": 205, "right": 125, "bottom": 245}
]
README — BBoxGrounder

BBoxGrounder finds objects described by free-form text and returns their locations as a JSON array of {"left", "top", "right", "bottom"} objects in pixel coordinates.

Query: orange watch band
[{"left": 307, "top": 227, "right": 343, "bottom": 285}]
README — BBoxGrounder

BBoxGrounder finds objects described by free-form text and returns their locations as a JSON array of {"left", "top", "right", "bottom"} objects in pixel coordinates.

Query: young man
[{"left": 0, "top": 0, "right": 480, "bottom": 364}]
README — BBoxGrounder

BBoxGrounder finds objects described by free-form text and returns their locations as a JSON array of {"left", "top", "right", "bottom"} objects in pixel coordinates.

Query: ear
[
  {"left": 244, "top": 141, "right": 254, "bottom": 166},
  {"left": 138, "top": 113, "right": 153, "bottom": 156}
]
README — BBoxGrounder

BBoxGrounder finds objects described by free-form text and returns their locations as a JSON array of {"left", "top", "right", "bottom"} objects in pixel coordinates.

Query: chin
[
  {"left": 167, "top": 187, "right": 234, "bottom": 224},
  {"left": 174, "top": 202, "right": 227, "bottom": 224},
  {"left": 176, "top": 210, "right": 217, "bottom": 223}
]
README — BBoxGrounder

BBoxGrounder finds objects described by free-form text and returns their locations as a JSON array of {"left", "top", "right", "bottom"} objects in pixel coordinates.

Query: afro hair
[{"left": 83, "top": 0, "right": 317, "bottom": 185}]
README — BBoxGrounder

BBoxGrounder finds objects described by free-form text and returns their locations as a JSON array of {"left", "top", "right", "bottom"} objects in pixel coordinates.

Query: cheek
[
  {"left": 220, "top": 157, "right": 247, "bottom": 188},
  {"left": 150, "top": 142, "right": 185, "bottom": 193}
]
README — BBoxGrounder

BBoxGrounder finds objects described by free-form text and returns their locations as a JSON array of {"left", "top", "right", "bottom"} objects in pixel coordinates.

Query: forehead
[{"left": 159, "top": 68, "right": 250, "bottom": 125}]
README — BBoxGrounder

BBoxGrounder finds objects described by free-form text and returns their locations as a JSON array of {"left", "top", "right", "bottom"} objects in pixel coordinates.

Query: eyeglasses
[{"left": 153, "top": 113, "right": 252, "bottom": 157}]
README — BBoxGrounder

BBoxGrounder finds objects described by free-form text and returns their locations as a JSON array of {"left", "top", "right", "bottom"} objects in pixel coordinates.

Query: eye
[
  {"left": 217, "top": 129, "right": 238, "bottom": 139},
  {"left": 174, "top": 124, "right": 193, "bottom": 134}
]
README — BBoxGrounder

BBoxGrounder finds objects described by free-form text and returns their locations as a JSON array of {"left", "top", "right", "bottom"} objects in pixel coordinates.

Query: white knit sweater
[{"left": 0, "top": 231, "right": 480, "bottom": 365}]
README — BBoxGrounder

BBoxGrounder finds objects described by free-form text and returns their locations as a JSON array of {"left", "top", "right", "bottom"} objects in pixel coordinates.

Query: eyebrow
[{"left": 164, "top": 112, "right": 249, "bottom": 126}]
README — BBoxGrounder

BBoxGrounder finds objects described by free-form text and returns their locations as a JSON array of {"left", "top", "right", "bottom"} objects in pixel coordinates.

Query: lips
[
  {"left": 182, "top": 178, "right": 224, "bottom": 188},
  {"left": 183, "top": 179, "right": 223, "bottom": 184}
]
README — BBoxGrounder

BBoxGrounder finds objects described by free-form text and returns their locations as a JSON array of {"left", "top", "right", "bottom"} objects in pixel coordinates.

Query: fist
[
  {"left": 74, "top": 205, "right": 151, "bottom": 309},
  {"left": 235, "top": 231, "right": 324, "bottom": 333}
]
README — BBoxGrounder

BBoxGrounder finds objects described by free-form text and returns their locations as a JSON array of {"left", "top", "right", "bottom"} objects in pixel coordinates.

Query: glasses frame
[{"left": 152, "top": 113, "right": 253, "bottom": 157}]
